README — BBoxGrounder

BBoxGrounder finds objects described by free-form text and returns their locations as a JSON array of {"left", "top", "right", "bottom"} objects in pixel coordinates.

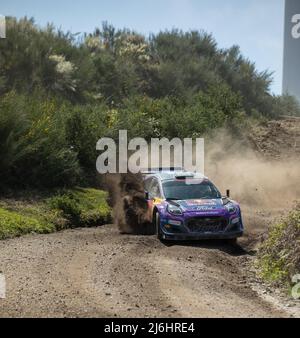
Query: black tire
[
  {"left": 155, "top": 212, "right": 163, "bottom": 240},
  {"left": 226, "top": 238, "right": 237, "bottom": 246}
]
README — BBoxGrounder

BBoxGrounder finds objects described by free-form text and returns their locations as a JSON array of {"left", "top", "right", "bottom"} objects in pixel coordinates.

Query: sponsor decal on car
[
  {"left": 185, "top": 200, "right": 218, "bottom": 206},
  {"left": 193, "top": 206, "right": 217, "bottom": 211},
  {"left": 153, "top": 198, "right": 164, "bottom": 205}
]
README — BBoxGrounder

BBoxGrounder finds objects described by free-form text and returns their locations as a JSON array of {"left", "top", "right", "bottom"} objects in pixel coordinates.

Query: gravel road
[{"left": 0, "top": 223, "right": 295, "bottom": 318}]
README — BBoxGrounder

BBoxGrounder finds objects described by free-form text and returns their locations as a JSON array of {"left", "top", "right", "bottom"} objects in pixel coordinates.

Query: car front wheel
[
  {"left": 226, "top": 238, "right": 237, "bottom": 246},
  {"left": 155, "top": 212, "right": 163, "bottom": 240}
]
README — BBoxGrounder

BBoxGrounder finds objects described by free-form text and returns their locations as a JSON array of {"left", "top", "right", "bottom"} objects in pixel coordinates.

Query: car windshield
[{"left": 162, "top": 179, "right": 221, "bottom": 200}]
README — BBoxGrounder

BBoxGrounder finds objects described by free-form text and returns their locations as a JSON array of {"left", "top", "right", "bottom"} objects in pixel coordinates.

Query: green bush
[
  {"left": 48, "top": 193, "right": 82, "bottom": 224},
  {"left": 0, "top": 91, "right": 83, "bottom": 189},
  {"left": 0, "top": 92, "right": 28, "bottom": 178},
  {"left": 64, "top": 104, "right": 107, "bottom": 173},
  {"left": 257, "top": 204, "right": 300, "bottom": 288},
  {"left": 115, "top": 83, "right": 242, "bottom": 140},
  {"left": 0, "top": 188, "right": 112, "bottom": 239},
  {"left": 0, "top": 207, "right": 55, "bottom": 239},
  {"left": 48, "top": 188, "right": 111, "bottom": 226}
]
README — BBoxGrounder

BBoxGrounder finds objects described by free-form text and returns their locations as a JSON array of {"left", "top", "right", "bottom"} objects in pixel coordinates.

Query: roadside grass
[
  {"left": 256, "top": 203, "right": 300, "bottom": 293},
  {"left": 48, "top": 188, "right": 112, "bottom": 226},
  {"left": 0, "top": 188, "right": 111, "bottom": 240}
]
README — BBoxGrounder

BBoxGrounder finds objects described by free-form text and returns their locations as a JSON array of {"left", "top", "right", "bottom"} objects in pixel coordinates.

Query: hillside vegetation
[
  {"left": 257, "top": 204, "right": 300, "bottom": 294},
  {"left": 1, "top": 17, "right": 299, "bottom": 190}
]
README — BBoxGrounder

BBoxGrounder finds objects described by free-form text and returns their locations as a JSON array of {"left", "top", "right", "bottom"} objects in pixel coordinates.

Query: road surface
[{"left": 0, "top": 224, "right": 295, "bottom": 318}]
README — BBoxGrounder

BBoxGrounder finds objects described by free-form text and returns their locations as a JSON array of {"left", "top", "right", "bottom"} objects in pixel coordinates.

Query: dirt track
[
  {"left": 0, "top": 222, "right": 297, "bottom": 318},
  {"left": 1, "top": 118, "right": 299, "bottom": 318}
]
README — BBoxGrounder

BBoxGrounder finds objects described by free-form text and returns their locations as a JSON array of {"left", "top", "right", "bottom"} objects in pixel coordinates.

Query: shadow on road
[{"left": 161, "top": 239, "right": 254, "bottom": 257}]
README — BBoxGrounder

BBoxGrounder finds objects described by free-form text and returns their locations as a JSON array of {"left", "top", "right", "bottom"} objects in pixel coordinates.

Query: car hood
[{"left": 169, "top": 199, "right": 225, "bottom": 212}]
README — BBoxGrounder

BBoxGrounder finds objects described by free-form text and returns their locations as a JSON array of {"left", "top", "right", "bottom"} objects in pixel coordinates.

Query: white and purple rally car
[{"left": 143, "top": 169, "right": 244, "bottom": 242}]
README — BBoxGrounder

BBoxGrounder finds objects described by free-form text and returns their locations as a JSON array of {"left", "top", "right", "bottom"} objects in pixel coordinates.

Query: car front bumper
[
  {"left": 161, "top": 229, "right": 244, "bottom": 241},
  {"left": 160, "top": 215, "right": 244, "bottom": 241}
]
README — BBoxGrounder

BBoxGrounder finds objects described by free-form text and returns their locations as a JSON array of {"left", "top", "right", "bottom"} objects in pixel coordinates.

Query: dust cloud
[
  {"left": 205, "top": 130, "right": 300, "bottom": 209},
  {"left": 205, "top": 129, "right": 300, "bottom": 236},
  {"left": 103, "top": 123, "right": 299, "bottom": 236}
]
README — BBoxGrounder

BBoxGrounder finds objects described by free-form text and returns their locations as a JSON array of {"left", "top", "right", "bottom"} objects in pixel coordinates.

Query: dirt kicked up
[{"left": 105, "top": 173, "right": 154, "bottom": 235}]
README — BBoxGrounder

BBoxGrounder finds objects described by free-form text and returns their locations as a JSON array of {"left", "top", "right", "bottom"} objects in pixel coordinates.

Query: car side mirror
[{"left": 226, "top": 189, "right": 230, "bottom": 198}]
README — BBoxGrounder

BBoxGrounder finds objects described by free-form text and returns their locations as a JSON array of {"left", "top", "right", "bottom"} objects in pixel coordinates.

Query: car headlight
[
  {"left": 167, "top": 204, "right": 183, "bottom": 216},
  {"left": 225, "top": 203, "right": 237, "bottom": 214},
  {"left": 231, "top": 217, "right": 240, "bottom": 225}
]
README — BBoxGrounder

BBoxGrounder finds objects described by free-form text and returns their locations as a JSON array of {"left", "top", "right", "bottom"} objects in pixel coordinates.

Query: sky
[{"left": 1, "top": 0, "right": 285, "bottom": 95}]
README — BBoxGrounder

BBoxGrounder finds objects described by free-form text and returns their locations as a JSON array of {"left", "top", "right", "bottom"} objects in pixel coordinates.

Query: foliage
[
  {"left": 0, "top": 207, "right": 55, "bottom": 239},
  {"left": 0, "top": 91, "right": 82, "bottom": 188},
  {"left": 48, "top": 188, "right": 111, "bottom": 226},
  {"left": 273, "top": 94, "right": 300, "bottom": 117},
  {"left": 0, "top": 91, "right": 110, "bottom": 189},
  {"left": 0, "top": 188, "right": 112, "bottom": 239},
  {"left": 257, "top": 204, "right": 300, "bottom": 288},
  {"left": 0, "top": 17, "right": 299, "bottom": 189}
]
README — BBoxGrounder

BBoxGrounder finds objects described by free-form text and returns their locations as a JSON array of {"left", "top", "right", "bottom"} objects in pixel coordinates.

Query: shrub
[
  {"left": 0, "top": 91, "right": 83, "bottom": 189},
  {"left": 64, "top": 104, "right": 108, "bottom": 175},
  {"left": 114, "top": 84, "right": 242, "bottom": 140},
  {"left": 48, "top": 192, "right": 82, "bottom": 224},
  {"left": 48, "top": 188, "right": 111, "bottom": 226},
  {"left": 257, "top": 204, "right": 300, "bottom": 288},
  {"left": 0, "top": 207, "right": 55, "bottom": 239},
  {"left": 0, "top": 188, "right": 112, "bottom": 239},
  {"left": 0, "top": 92, "right": 28, "bottom": 178}
]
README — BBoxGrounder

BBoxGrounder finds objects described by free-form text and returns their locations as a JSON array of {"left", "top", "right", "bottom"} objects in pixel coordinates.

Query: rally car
[{"left": 143, "top": 169, "right": 244, "bottom": 242}]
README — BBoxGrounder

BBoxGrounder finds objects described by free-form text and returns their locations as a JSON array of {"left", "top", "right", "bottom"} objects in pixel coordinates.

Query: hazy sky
[{"left": 1, "top": 0, "right": 285, "bottom": 94}]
